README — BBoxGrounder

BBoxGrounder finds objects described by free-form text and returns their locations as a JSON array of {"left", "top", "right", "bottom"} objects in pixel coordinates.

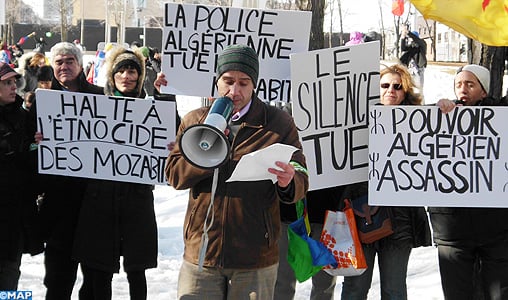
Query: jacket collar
[
  {"left": 51, "top": 72, "right": 89, "bottom": 91},
  {"left": 238, "top": 96, "right": 268, "bottom": 128}
]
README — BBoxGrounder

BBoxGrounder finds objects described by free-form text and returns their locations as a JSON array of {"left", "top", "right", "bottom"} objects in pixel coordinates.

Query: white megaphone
[{"left": 179, "top": 96, "right": 234, "bottom": 169}]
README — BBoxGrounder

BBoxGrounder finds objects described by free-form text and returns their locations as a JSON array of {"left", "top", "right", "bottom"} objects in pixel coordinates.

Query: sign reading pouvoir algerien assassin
[
  {"left": 369, "top": 105, "right": 508, "bottom": 207},
  {"left": 35, "top": 89, "right": 176, "bottom": 185}
]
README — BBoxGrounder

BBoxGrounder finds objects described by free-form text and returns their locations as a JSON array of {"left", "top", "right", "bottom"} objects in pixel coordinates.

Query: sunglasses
[{"left": 380, "top": 83, "right": 403, "bottom": 90}]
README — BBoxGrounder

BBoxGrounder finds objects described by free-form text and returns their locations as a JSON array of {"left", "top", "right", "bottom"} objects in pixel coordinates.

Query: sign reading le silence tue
[
  {"left": 291, "top": 41, "right": 380, "bottom": 191},
  {"left": 35, "top": 89, "right": 176, "bottom": 185},
  {"left": 369, "top": 105, "right": 508, "bottom": 208}
]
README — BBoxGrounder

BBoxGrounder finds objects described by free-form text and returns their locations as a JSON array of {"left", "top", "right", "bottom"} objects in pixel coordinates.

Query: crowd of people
[
  {"left": 0, "top": 40, "right": 174, "bottom": 299},
  {"left": 0, "top": 30, "right": 507, "bottom": 300}
]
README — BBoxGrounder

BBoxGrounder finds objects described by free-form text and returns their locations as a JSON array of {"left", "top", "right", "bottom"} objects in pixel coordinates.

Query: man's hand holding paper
[{"left": 226, "top": 143, "right": 298, "bottom": 184}]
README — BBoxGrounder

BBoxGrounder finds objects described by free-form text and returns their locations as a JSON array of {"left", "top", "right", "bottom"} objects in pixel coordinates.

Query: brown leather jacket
[{"left": 166, "top": 97, "right": 308, "bottom": 269}]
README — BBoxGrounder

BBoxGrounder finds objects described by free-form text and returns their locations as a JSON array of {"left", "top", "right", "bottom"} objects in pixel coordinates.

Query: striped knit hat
[{"left": 216, "top": 44, "right": 259, "bottom": 87}]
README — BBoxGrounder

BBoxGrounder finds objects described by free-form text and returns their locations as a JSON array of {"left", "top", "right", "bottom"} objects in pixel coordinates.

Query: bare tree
[
  {"left": 307, "top": 0, "right": 325, "bottom": 50},
  {"left": 378, "top": 0, "right": 386, "bottom": 59},
  {"left": 327, "top": 0, "right": 334, "bottom": 47},
  {"left": 3, "top": 0, "right": 24, "bottom": 46},
  {"left": 104, "top": 0, "right": 140, "bottom": 44},
  {"left": 392, "top": 2, "right": 417, "bottom": 59},
  {"left": 53, "top": 0, "right": 76, "bottom": 42},
  {"left": 336, "top": 0, "right": 344, "bottom": 46},
  {"left": 265, "top": 0, "right": 324, "bottom": 51},
  {"left": 392, "top": 15, "right": 402, "bottom": 58},
  {"left": 420, "top": 19, "right": 436, "bottom": 61},
  {"left": 470, "top": 43, "right": 508, "bottom": 99}
]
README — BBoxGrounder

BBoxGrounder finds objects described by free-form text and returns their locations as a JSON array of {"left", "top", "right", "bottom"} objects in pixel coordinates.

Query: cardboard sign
[
  {"left": 369, "top": 105, "right": 508, "bottom": 207},
  {"left": 36, "top": 89, "right": 176, "bottom": 185},
  {"left": 161, "top": 3, "right": 311, "bottom": 101},
  {"left": 291, "top": 42, "right": 380, "bottom": 190}
]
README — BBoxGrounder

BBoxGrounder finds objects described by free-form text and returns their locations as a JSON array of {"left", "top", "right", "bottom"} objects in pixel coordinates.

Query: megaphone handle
[{"left": 198, "top": 168, "right": 220, "bottom": 271}]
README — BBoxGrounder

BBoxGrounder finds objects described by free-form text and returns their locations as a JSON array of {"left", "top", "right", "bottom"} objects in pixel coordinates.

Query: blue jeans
[
  {"left": 177, "top": 260, "right": 278, "bottom": 299},
  {"left": 341, "top": 238, "right": 412, "bottom": 300},
  {"left": 275, "top": 222, "right": 336, "bottom": 300}
]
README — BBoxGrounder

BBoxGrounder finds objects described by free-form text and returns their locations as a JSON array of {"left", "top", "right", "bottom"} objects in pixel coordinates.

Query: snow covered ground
[
  {"left": 16, "top": 62, "right": 461, "bottom": 299},
  {"left": 17, "top": 185, "right": 444, "bottom": 299}
]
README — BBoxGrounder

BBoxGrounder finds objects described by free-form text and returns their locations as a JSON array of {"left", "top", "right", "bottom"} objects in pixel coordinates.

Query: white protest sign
[
  {"left": 291, "top": 42, "right": 380, "bottom": 190},
  {"left": 36, "top": 89, "right": 176, "bottom": 185},
  {"left": 369, "top": 105, "right": 508, "bottom": 207},
  {"left": 161, "top": 3, "right": 311, "bottom": 101}
]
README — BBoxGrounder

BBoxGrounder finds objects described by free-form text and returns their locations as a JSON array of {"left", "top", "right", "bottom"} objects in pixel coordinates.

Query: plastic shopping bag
[{"left": 287, "top": 199, "right": 336, "bottom": 282}]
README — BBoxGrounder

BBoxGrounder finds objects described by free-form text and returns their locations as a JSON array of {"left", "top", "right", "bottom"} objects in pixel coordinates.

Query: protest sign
[
  {"left": 369, "top": 105, "right": 508, "bottom": 207},
  {"left": 161, "top": 3, "right": 311, "bottom": 101},
  {"left": 291, "top": 42, "right": 380, "bottom": 190},
  {"left": 35, "top": 89, "right": 176, "bottom": 185}
]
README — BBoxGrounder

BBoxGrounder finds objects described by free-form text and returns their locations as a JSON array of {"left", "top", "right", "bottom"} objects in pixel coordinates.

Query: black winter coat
[
  {"left": 428, "top": 96, "right": 508, "bottom": 246},
  {"left": 400, "top": 31, "right": 427, "bottom": 69},
  {"left": 0, "top": 95, "right": 42, "bottom": 260},
  {"left": 35, "top": 73, "right": 104, "bottom": 253},
  {"left": 72, "top": 59, "right": 157, "bottom": 273},
  {"left": 72, "top": 180, "right": 157, "bottom": 273}
]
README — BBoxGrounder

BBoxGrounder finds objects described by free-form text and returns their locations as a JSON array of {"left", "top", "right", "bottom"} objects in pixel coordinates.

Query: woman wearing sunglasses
[
  {"left": 340, "top": 63, "right": 432, "bottom": 300},
  {"left": 379, "top": 64, "right": 422, "bottom": 106}
]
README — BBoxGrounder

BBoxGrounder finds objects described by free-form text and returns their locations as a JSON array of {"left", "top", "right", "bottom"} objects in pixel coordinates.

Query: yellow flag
[{"left": 410, "top": 0, "right": 508, "bottom": 46}]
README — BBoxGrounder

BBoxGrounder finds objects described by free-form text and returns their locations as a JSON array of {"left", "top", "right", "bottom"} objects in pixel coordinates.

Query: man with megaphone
[{"left": 164, "top": 44, "right": 309, "bottom": 299}]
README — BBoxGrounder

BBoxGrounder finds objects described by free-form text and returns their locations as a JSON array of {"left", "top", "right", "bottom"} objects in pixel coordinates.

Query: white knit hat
[{"left": 459, "top": 64, "right": 490, "bottom": 93}]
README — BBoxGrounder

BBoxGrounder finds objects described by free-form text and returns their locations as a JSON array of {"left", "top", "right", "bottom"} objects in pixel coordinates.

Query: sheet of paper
[{"left": 226, "top": 143, "right": 298, "bottom": 183}]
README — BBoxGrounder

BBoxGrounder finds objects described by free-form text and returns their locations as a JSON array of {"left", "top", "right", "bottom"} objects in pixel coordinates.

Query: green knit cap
[{"left": 216, "top": 44, "right": 259, "bottom": 87}]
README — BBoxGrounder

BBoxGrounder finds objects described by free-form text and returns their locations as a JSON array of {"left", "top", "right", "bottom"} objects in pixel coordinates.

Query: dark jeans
[
  {"left": 79, "top": 264, "right": 147, "bottom": 300},
  {"left": 437, "top": 238, "right": 508, "bottom": 300},
  {"left": 341, "top": 238, "right": 412, "bottom": 300},
  {"left": 0, "top": 257, "right": 22, "bottom": 290},
  {"left": 44, "top": 245, "right": 78, "bottom": 300},
  {"left": 0, "top": 229, "right": 22, "bottom": 290}
]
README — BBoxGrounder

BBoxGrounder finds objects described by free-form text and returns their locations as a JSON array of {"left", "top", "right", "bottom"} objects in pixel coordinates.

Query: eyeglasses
[{"left": 380, "top": 83, "right": 403, "bottom": 90}]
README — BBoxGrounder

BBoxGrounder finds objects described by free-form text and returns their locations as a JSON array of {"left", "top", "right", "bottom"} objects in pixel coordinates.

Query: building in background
[{"left": 9, "top": 0, "right": 468, "bottom": 62}]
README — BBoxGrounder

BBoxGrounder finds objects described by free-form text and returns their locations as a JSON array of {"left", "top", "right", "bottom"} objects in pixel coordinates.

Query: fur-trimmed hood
[{"left": 103, "top": 47, "right": 146, "bottom": 97}]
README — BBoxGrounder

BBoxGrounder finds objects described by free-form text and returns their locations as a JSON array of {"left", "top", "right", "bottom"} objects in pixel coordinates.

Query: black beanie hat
[
  {"left": 112, "top": 50, "right": 142, "bottom": 76},
  {"left": 216, "top": 44, "right": 259, "bottom": 87}
]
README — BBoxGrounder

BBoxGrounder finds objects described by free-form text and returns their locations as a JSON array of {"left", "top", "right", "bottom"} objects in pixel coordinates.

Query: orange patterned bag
[{"left": 320, "top": 199, "right": 367, "bottom": 276}]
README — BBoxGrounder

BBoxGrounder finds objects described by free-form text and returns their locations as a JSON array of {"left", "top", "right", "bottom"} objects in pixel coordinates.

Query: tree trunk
[
  {"left": 308, "top": 0, "right": 325, "bottom": 51},
  {"left": 59, "top": 0, "right": 67, "bottom": 42},
  {"left": 484, "top": 46, "right": 506, "bottom": 99},
  {"left": 469, "top": 40, "right": 507, "bottom": 98}
]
